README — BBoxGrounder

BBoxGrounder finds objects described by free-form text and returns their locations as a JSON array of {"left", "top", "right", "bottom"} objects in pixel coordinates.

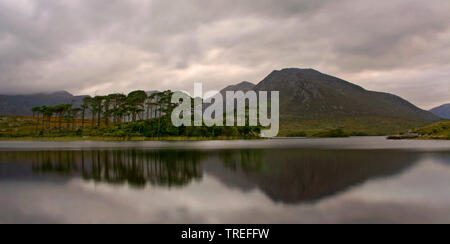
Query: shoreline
[
  {"left": 0, "top": 136, "right": 448, "bottom": 142},
  {"left": 0, "top": 136, "right": 265, "bottom": 142}
]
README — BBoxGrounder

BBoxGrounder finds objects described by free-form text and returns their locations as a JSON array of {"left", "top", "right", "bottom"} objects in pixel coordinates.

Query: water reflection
[
  {"left": 206, "top": 149, "right": 421, "bottom": 203},
  {"left": 29, "top": 150, "right": 204, "bottom": 188},
  {"left": 0, "top": 149, "right": 428, "bottom": 204}
]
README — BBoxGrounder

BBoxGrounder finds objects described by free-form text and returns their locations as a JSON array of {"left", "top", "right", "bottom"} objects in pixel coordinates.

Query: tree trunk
[
  {"left": 97, "top": 106, "right": 101, "bottom": 128},
  {"left": 35, "top": 113, "right": 40, "bottom": 133},
  {"left": 91, "top": 111, "right": 95, "bottom": 128},
  {"left": 58, "top": 113, "right": 62, "bottom": 132},
  {"left": 81, "top": 109, "right": 85, "bottom": 129},
  {"left": 47, "top": 116, "right": 51, "bottom": 131}
]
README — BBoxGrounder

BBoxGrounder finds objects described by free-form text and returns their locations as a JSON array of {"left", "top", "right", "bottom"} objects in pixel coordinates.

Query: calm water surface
[{"left": 0, "top": 137, "right": 449, "bottom": 224}]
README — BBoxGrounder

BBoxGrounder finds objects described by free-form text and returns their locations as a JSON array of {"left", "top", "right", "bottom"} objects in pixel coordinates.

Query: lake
[{"left": 0, "top": 137, "right": 449, "bottom": 224}]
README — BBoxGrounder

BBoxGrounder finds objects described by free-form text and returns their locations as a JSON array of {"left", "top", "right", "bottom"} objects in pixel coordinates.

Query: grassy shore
[
  {"left": 0, "top": 116, "right": 261, "bottom": 141},
  {"left": 0, "top": 136, "right": 260, "bottom": 142},
  {"left": 411, "top": 121, "right": 450, "bottom": 140},
  {"left": 2, "top": 115, "right": 446, "bottom": 141},
  {"left": 388, "top": 121, "right": 450, "bottom": 140},
  {"left": 279, "top": 116, "right": 431, "bottom": 137}
]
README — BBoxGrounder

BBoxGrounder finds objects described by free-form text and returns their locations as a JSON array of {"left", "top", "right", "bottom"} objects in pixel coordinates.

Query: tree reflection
[
  {"left": 31, "top": 150, "right": 203, "bottom": 188},
  {"left": 220, "top": 150, "right": 266, "bottom": 172},
  {"left": 32, "top": 151, "right": 79, "bottom": 175}
]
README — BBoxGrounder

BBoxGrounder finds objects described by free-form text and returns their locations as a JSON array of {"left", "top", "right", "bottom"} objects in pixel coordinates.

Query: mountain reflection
[
  {"left": 0, "top": 148, "right": 424, "bottom": 203},
  {"left": 205, "top": 149, "right": 420, "bottom": 204}
]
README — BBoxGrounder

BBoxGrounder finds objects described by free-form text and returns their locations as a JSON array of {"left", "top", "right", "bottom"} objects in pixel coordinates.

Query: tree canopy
[{"left": 29, "top": 90, "right": 261, "bottom": 139}]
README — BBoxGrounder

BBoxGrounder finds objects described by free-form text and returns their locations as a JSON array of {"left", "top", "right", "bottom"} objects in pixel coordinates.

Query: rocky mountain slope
[{"left": 253, "top": 68, "right": 438, "bottom": 121}]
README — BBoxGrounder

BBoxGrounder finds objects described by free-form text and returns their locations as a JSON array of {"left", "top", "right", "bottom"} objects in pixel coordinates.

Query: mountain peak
[
  {"left": 256, "top": 67, "right": 366, "bottom": 93},
  {"left": 280, "top": 68, "right": 319, "bottom": 73},
  {"left": 268, "top": 68, "right": 321, "bottom": 76},
  {"left": 236, "top": 81, "right": 254, "bottom": 86},
  {"left": 52, "top": 90, "right": 73, "bottom": 96},
  {"left": 221, "top": 81, "right": 255, "bottom": 93},
  {"left": 38, "top": 90, "right": 73, "bottom": 97}
]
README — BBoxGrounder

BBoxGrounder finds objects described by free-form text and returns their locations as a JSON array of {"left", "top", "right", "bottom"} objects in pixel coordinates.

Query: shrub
[
  {"left": 287, "top": 131, "right": 307, "bottom": 137},
  {"left": 350, "top": 132, "right": 369, "bottom": 136},
  {"left": 313, "top": 128, "right": 350, "bottom": 138}
]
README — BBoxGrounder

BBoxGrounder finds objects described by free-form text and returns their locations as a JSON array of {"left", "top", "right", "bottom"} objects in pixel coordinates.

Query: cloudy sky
[{"left": 0, "top": 0, "right": 449, "bottom": 109}]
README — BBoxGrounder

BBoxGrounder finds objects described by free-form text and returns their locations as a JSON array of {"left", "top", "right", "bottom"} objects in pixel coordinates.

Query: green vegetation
[
  {"left": 1, "top": 114, "right": 438, "bottom": 140},
  {"left": 312, "top": 128, "right": 350, "bottom": 138},
  {"left": 280, "top": 116, "right": 431, "bottom": 137},
  {"left": 286, "top": 131, "right": 307, "bottom": 137},
  {"left": 410, "top": 121, "right": 450, "bottom": 140},
  {"left": 0, "top": 116, "right": 36, "bottom": 137},
  {"left": 0, "top": 90, "right": 261, "bottom": 140}
]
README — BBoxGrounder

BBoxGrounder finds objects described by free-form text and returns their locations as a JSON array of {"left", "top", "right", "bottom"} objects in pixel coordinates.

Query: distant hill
[
  {"left": 430, "top": 104, "right": 450, "bottom": 119},
  {"left": 0, "top": 90, "right": 160, "bottom": 117},
  {"left": 0, "top": 91, "right": 88, "bottom": 116}
]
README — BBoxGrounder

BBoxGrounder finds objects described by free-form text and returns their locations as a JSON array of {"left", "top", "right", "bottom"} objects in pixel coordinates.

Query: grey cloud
[{"left": 0, "top": 0, "right": 448, "bottom": 108}]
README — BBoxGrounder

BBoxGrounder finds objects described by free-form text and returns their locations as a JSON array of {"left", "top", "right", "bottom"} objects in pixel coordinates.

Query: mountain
[
  {"left": 254, "top": 68, "right": 438, "bottom": 121},
  {"left": 0, "top": 91, "right": 88, "bottom": 116},
  {"left": 218, "top": 68, "right": 439, "bottom": 135},
  {"left": 430, "top": 104, "right": 450, "bottom": 119},
  {"left": 220, "top": 81, "right": 255, "bottom": 95}
]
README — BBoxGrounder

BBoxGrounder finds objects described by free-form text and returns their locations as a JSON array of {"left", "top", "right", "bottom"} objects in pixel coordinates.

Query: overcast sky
[{"left": 0, "top": 0, "right": 449, "bottom": 109}]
